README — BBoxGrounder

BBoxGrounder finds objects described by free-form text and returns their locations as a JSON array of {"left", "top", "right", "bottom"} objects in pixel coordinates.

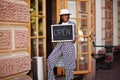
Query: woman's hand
[{"left": 72, "top": 39, "right": 76, "bottom": 43}]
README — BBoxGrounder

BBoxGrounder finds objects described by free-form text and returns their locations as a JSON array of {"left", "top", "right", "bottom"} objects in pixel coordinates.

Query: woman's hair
[
  {"left": 58, "top": 15, "right": 70, "bottom": 24},
  {"left": 58, "top": 16, "right": 63, "bottom": 24}
]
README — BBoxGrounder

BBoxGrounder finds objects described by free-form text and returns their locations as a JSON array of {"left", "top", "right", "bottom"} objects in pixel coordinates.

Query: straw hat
[{"left": 60, "top": 9, "right": 71, "bottom": 15}]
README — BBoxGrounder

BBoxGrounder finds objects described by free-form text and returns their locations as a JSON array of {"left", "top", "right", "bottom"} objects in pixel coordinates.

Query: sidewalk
[
  {"left": 56, "top": 74, "right": 83, "bottom": 80},
  {"left": 28, "top": 57, "right": 120, "bottom": 80},
  {"left": 57, "top": 57, "right": 120, "bottom": 80},
  {"left": 86, "top": 57, "right": 120, "bottom": 80}
]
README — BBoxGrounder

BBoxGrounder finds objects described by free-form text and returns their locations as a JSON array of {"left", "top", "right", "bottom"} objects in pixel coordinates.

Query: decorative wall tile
[
  {"left": 102, "top": 9, "right": 105, "bottom": 18},
  {"left": 118, "top": 6, "right": 120, "bottom": 12},
  {"left": 118, "top": 30, "right": 120, "bottom": 35},
  {"left": 3, "top": 74, "right": 32, "bottom": 80},
  {"left": 119, "top": 23, "right": 120, "bottom": 27},
  {"left": 102, "top": 20, "right": 112, "bottom": 30},
  {"left": 91, "top": 16, "right": 94, "bottom": 27},
  {"left": 105, "top": 40, "right": 112, "bottom": 45},
  {"left": 0, "top": 29, "right": 12, "bottom": 50},
  {"left": 101, "top": 0, "right": 105, "bottom": 7},
  {"left": 0, "top": 51, "right": 31, "bottom": 78},
  {"left": 102, "top": 20, "right": 105, "bottom": 28},
  {"left": 80, "top": 43, "right": 88, "bottom": 53},
  {"left": 102, "top": 0, "right": 113, "bottom": 45},
  {"left": 91, "top": 0, "right": 95, "bottom": 14},
  {"left": 0, "top": 0, "right": 30, "bottom": 23},
  {"left": 81, "top": 19, "right": 88, "bottom": 27},
  {"left": 104, "top": 0, "right": 112, "bottom": 9},
  {"left": 118, "top": 1, "right": 120, "bottom": 6},
  {"left": 118, "top": 22, "right": 120, "bottom": 42},
  {"left": 14, "top": 30, "right": 28, "bottom": 49},
  {"left": 80, "top": 1, "right": 87, "bottom": 12},
  {"left": 118, "top": 15, "right": 120, "bottom": 21},
  {"left": 0, "top": 0, "right": 30, "bottom": 79},
  {"left": 102, "top": 0, "right": 113, "bottom": 9},
  {"left": 105, "top": 31, "right": 110, "bottom": 39},
  {"left": 102, "top": 30, "right": 105, "bottom": 39}
]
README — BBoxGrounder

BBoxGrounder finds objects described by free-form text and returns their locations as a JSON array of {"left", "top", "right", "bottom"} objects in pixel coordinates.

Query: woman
[{"left": 47, "top": 9, "right": 76, "bottom": 80}]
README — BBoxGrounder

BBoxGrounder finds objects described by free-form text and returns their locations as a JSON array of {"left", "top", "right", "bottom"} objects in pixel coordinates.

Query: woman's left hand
[{"left": 72, "top": 39, "right": 76, "bottom": 43}]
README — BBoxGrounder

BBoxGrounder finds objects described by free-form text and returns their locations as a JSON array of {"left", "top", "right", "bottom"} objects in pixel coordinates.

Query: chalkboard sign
[{"left": 51, "top": 24, "right": 75, "bottom": 42}]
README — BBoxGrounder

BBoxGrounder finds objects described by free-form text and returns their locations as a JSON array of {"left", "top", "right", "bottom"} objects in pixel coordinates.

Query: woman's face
[{"left": 61, "top": 14, "right": 69, "bottom": 23}]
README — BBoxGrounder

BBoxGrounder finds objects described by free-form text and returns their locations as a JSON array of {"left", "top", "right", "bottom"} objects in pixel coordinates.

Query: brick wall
[
  {"left": 0, "top": 51, "right": 31, "bottom": 78},
  {"left": 0, "top": 26, "right": 29, "bottom": 51},
  {"left": 118, "top": 0, "right": 120, "bottom": 44},
  {"left": 0, "top": 0, "right": 29, "bottom": 23},
  {"left": 101, "top": 0, "right": 113, "bottom": 45},
  {"left": 0, "top": 0, "right": 31, "bottom": 80},
  {"left": 52, "top": 0, "right": 57, "bottom": 24},
  {"left": 0, "top": 29, "right": 12, "bottom": 50}
]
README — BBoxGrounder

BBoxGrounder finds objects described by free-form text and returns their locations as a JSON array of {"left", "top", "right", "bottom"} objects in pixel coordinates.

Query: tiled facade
[
  {"left": 0, "top": 0, "right": 31, "bottom": 80},
  {"left": 14, "top": 28, "right": 28, "bottom": 49},
  {"left": 0, "top": 0, "right": 29, "bottom": 23},
  {"left": 51, "top": 0, "right": 57, "bottom": 24},
  {"left": 0, "top": 52, "right": 31, "bottom": 78},
  {"left": 101, "top": 0, "right": 113, "bottom": 45},
  {"left": 118, "top": 0, "right": 120, "bottom": 44},
  {"left": 0, "top": 29, "right": 12, "bottom": 50},
  {"left": 0, "top": 26, "right": 29, "bottom": 51}
]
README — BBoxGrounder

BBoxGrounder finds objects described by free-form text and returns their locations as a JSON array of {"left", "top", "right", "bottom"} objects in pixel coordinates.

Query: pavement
[
  {"left": 29, "top": 56, "right": 120, "bottom": 80},
  {"left": 56, "top": 57, "right": 120, "bottom": 80}
]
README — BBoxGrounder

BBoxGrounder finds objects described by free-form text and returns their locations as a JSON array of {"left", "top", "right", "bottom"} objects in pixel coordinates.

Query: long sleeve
[{"left": 68, "top": 21, "right": 77, "bottom": 40}]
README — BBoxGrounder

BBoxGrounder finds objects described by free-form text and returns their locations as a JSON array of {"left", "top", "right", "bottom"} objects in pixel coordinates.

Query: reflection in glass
[
  {"left": 79, "top": 1, "right": 88, "bottom": 13},
  {"left": 80, "top": 42, "right": 88, "bottom": 53},
  {"left": 79, "top": 13, "right": 88, "bottom": 19},
  {"left": 31, "top": 39, "right": 37, "bottom": 57},
  {"left": 38, "top": 0, "right": 43, "bottom": 15},
  {"left": 39, "top": 39, "right": 44, "bottom": 56},
  {"left": 82, "top": 29, "right": 88, "bottom": 35},
  {"left": 78, "top": 30, "right": 84, "bottom": 42},
  {"left": 31, "top": 16, "right": 37, "bottom": 36},
  {"left": 79, "top": 54, "right": 88, "bottom": 70},
  {"left": 81, "top": 19, "right": 88, "bottom": 27},
  {"left": 38, "top": 18, "right": 43, "bottom": 36}
]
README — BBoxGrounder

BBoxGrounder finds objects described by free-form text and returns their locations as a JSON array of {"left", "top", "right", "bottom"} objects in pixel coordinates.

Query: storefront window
[
  {"left": 38, "top": 0, "right": 43, "bottom": 15},
  {"left": 39, "top": 39, "right": 44, "bottom": 56},
  {"left": 31, "top": 39, "right": 37, "bottom": 57},
  {"left": 31, "top": 16, "right": 37, "bottom": 36},
  {"left": 30, "top": 0, "right": 46, "bottom": 57},
  {"left": 30, "top": 0, "right": 36, "bottom": 14},
  {"left": 57, "top": 0, "right": 95, "bottom": 74},
  {"left": 38, "top": 18, "right": 43, "bottom": 36}
]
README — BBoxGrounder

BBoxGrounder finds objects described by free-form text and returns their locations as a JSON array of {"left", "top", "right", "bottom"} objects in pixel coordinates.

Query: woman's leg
[
  {"left": 47, "top": 43, "right": 63, "bottom": 80},
  {"left": 47, "top": 60, "right": 55, "bottom": 80},
  {"left": 65, "top": 69, "right": 74, "bottom": 80},
  {"left": 62, "top": 42, "right": 76, "bottom": 80}
]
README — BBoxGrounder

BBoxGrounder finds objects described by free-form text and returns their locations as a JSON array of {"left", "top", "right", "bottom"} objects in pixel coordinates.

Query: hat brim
[{"left": 59, "top": 13, "right": 71, "bottom": 16}]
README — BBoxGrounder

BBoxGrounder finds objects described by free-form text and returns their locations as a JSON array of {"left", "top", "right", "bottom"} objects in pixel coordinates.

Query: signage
[{"left": 51, "top": 24, "right": 75, "bottom": 42}]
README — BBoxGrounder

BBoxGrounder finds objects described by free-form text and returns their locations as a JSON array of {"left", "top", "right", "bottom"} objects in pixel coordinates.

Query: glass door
[
  {"left": 57, "top": 0, "right": 92, "bottom": 74},
  {"left": 30, "top": 0, "right": 47, "bottom": 79},
  {"left": 30, "top": 0, "right": 46, "bottom": 58}
]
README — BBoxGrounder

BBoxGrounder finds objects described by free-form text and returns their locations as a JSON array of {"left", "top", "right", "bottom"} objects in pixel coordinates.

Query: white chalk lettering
[{"left": 53, "top": 28, "right": 71, "bottom": 36}]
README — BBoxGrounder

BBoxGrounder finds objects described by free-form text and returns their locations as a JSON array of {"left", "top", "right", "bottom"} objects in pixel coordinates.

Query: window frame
[{"left": 56, "top": 0, "right": 95, "bottom": 74}]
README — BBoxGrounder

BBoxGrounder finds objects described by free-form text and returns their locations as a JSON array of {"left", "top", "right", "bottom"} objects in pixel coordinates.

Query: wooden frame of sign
[{"left": 51, "top": 24, "right": 75, "bottom": 42}]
